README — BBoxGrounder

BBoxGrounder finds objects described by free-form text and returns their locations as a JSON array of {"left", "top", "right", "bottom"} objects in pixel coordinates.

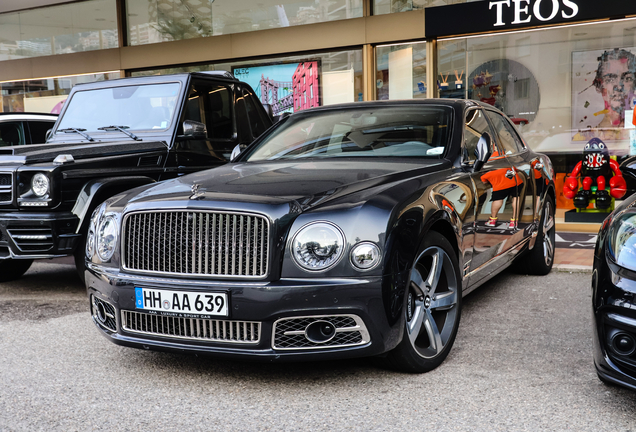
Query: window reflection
[
  {"left": 127, "top": 0, "right": 363, "bottom": 45},
  {"left": 0, "top": 0, "right": 118, "bottom": 60}
]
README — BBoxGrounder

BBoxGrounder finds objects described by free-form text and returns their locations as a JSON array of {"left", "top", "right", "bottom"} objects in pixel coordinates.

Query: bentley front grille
[
  {"left": 272, "top": 315, "right": 371, "bottom": 350},
  {"left": 122, "top": 310, "right": 261, "bottom": 344},
  {"left": 122, "top": 210, "right": 269, "bottom": 278},
  {"left": 0, "top": 173, "right": 12, "bottom": 204}
]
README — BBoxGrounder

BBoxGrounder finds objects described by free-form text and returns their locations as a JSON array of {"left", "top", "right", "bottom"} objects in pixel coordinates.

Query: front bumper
[
  {"left": 592, "top": 255, "right": 636, "bottom": 391},
  {"left": 0, "top": 211, "right": 81, "bottom": 259},
  {"left": 86, "top": 263, "right": 400, "bottom": 361}
]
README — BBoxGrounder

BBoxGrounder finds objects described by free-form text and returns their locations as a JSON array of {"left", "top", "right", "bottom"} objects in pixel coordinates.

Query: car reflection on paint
[{"left": 85, "top": 99, "right": 555, "bottom": 372}]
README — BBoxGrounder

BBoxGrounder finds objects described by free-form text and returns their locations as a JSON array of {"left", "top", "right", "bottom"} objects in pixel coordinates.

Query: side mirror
[
  {"left": 473, "top": 132, "right": 492, "bottom": 172},
  {"left": 182, "top": 120, "right": 207, "bottom": 139},
  {"left": 230, "top": 144, "right": 242, "bottom": 162},
  {"left": 45, "top": 129, "right": 52, "bottom": 141}
]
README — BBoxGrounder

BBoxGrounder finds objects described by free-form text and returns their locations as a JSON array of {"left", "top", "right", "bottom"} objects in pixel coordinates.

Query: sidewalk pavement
[{"left": 553, "top": 231, "right": 595, "bottom": 272}]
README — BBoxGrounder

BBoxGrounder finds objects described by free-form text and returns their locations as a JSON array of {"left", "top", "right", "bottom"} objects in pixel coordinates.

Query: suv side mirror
[
  {"left": 473, "top": 132, "right": 492, "bottom": 172},
  {"left": 181, "top": 120, "right": 207, "bottom": 139},
  {"left": 274, "top": 112, "right": 291, "bottom": 123},
  {"left": 261, "top": 103, "right": 275, "bottom": 120},
  {"left": 45, "top": 129, "right": 53, "bottom": 142}
]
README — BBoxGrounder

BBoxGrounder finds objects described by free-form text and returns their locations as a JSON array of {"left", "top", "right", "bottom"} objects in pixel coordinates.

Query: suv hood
[
  {"left": 0, "top": 139, "right": 167, "bottom": 165},
  {"left": 124, "top": 159, "right": 448, "bottom": 211}
]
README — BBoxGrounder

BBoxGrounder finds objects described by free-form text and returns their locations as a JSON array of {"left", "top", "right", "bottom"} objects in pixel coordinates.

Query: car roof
[
  {"left": 71, "top": 71, "right": 239, "bottom": 91},
  {"left": 0, "top": 113, "right": 57, "bottom": 121}
]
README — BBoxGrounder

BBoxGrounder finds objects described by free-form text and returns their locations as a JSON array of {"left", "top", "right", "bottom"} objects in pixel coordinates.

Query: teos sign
[
  {"left": 425, "top": 0, "right": 636, "bottom": 38},
  {"left": 489, "top": 0, "right": 578, "bottom": 26}
]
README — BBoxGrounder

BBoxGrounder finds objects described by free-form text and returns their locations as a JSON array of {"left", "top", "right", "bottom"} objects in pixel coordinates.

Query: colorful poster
[
  {"left": 572, "top": 47, "right": 636, "bottom": 151},
  {"left": 232, "top": 61, "right": 320, "bottom": 115}
]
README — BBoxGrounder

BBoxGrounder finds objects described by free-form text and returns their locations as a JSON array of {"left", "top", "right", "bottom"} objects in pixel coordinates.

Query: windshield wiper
[
  {"left": 57, "top": 128, "right": 94, "bottom": 142},
  {"left": 97, "top": 125, "right": 141, "bottom": 141}
]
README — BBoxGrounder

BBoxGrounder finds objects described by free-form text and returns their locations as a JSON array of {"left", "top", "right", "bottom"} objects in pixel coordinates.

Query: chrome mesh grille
[
  {"left": 273, "top": 315, "right": 370, "bottom": 350},
  {"left": 123, "top": 211, "right": 269, "bottom": 278},
  {"left": 122, "top": 310, "right": 261, "bottom": 344}
]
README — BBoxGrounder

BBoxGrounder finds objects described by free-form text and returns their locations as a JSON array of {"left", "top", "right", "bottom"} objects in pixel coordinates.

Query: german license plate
[{"left": 135, "top": 287, "right": 228, "bottom": 318}]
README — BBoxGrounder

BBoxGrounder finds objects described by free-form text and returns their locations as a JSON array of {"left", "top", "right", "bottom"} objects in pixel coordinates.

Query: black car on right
[{"left": 593, "top": 194, "right": 636, "bottom": 390}]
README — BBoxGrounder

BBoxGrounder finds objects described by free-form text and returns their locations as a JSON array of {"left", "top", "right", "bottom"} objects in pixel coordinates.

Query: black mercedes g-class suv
[{"left": 0, "top": 72, "right": 272, "bottom": 281}]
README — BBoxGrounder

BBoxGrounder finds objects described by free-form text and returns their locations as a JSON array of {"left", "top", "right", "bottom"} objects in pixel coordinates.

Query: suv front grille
[
  {"left": 122, "top": 310, "right": 260, "bottom": 344},
  {"left": 272, "top": 315, "right": 370, "bottom": 350},
  {"left": 0, "top": 173, "right": 12, "bottom": 204},
  {"left": 122, "top": 210, "right": 269, "bottom": 278}
]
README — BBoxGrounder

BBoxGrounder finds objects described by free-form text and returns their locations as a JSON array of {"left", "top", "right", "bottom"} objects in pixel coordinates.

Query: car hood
[
  {"left": 123, "top": 158, "right": 448, "bottom": 212},
  {"left": 0, "top": 139, "right": 167, "bottom": 165}
]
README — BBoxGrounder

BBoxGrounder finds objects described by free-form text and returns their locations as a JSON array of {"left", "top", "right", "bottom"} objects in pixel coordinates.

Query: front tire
[
  {"left": 384, "top": 231, "right": 462, "bottom": 373},
  {"left": 0, "top": 258, "right": 33, "bottom": 282}
]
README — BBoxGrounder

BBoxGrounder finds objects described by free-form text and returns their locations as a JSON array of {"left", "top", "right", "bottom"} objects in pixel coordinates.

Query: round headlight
[
  {"left": 96, "top": 215, "right": 118, "bottom": 261},
  {"left": 291, "top": 222, "right": 345, "bottom": 272},
  {"left": 31, "top": 173, "right": 49, "bottom": 197},
  {"left": 350, "top": 242, "right": 381, "bottom": 271},
  {"left": 609, "top": 213, "right": 636, "bottom": 271}
]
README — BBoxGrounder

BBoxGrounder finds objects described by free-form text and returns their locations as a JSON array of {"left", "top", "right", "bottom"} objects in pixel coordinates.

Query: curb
[{"left": 554, "top": 264, "right": 593, "bottom": 273}]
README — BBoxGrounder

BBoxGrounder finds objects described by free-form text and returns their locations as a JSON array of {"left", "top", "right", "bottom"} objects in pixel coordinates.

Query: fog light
[
  {"left": 305, "top": 320, "right": 336, "bottom": 343},
  {"left": 611, "top": 332, "right": 636, "bottom": 356},
  {"left": 350, "top": 242, "right": 381, "bottom": 271}
]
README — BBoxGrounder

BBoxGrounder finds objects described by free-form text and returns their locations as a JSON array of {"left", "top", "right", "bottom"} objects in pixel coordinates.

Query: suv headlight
[
  {"left": 608, "top": 212, "right": 636, "bottom": 271},
  {"left": 31, "top": 173, "right": 50, "bottom": 197},
  {"left": 291, "top": 222, "right": 345, "bottom": 272},
  {"left": 96, "top": 215, "right": 118, "bottom": 262}
]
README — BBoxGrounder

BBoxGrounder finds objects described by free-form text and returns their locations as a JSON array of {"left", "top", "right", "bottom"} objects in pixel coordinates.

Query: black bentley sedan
[
  {"left": 593, "top": 194, "right": 636, "bottom": 390},
  {"left": 85, "top": 99, "right": 555, "bottom": 372}
]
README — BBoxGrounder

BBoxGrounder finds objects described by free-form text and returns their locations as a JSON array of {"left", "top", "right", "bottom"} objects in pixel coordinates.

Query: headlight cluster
[
  {"left": 87, "top": 203, "right": 119, "bottom": 263},
  {"left": 608, "top": 212, "right": 636, "bottom": 271},
  {"left": 290, "top": 221, "right": 381, "bottom": 272},
  {"left": 18, "top": 172, "right": 52, "bottom": 206}
]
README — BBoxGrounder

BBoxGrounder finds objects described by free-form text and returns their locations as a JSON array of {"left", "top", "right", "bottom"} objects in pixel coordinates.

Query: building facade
[{"left": 0, "top": 0, "right": 635, "bottom": 219}]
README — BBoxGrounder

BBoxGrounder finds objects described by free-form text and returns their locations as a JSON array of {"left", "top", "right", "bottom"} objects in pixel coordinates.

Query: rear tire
[
  {"left": 383, "top": 231, "right": 462, "bottom": 373},
  {"left": 515, "top": 196, "right": 555, "bottom": 275},
  {"left": 0, "top": 258, "right": 33, "bottom": 282}
]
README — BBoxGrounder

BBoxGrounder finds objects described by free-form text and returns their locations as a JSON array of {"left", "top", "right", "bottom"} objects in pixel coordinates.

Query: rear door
[
  {"left": 484, "top": 110, "right": 534, "bottom": 238},
  {"left": 465, "top": 108, "right": 519, "bottom": 283}
]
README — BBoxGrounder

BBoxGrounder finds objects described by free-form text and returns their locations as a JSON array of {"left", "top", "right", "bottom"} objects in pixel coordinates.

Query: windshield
[
  {"left": 56, "top": 83, "right": 181, "bottom": 133},
  {"left": 246, "top": 106, "right": 453, "bottom": 161}
]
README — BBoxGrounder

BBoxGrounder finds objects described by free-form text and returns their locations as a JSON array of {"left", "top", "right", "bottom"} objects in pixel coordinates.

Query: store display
[{"left": 562, "top": 138, "right": 626, "bottom": 211}]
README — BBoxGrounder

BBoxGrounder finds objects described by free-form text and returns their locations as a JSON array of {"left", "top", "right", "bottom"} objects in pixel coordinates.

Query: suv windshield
[
  {"left": 56, "top": 83, "right": 181, "bottom": 133},
  {"left": 246, "top": 106, "right": 453, "bottom": 161}
]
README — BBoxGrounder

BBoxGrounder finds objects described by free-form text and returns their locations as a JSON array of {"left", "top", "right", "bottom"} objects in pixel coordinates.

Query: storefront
[{"left": 424, "top": 0, "right": 636, "bottom": 218}]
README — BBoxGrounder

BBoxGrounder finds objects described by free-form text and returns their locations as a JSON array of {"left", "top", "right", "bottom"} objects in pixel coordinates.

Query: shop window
[
  {"left": 127, "top": 0, "right": 363, "bottom": 46},
  {"left": 132, "top": 49, "right": 363, "bottom": 110},
  {"left": 515, "top": 78, "right": 530, "bottom": 100},
  {"left": 376, "top": 42, "right": 427, "bottom": 100}
]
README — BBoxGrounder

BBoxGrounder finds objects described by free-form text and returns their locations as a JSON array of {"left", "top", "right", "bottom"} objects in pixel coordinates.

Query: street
[{"left": 0, "top": 259, "right": 635, "bottom": 431}]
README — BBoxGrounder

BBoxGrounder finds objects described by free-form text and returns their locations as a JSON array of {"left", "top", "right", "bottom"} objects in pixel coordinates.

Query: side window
[
  {"left": 243, "top": 89, "right": 270, "bottom": 138},
  {"left": 183, "top": 85, "right": 202, "bottom": 124},
  {"left": 203, "top": 84, "right": 233, "bottom": 140},
  {"left": 485, "top": 110, "right": 525, "bottom": 154},
  {"left": 463, "top": 109, "right": 494, "bottom": 162},
  {"left": 27, "top": 121, "right": 54, "bottom": 144},
  {"left": 0, "top": 122, "right": 23, "bottom": 147}
]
